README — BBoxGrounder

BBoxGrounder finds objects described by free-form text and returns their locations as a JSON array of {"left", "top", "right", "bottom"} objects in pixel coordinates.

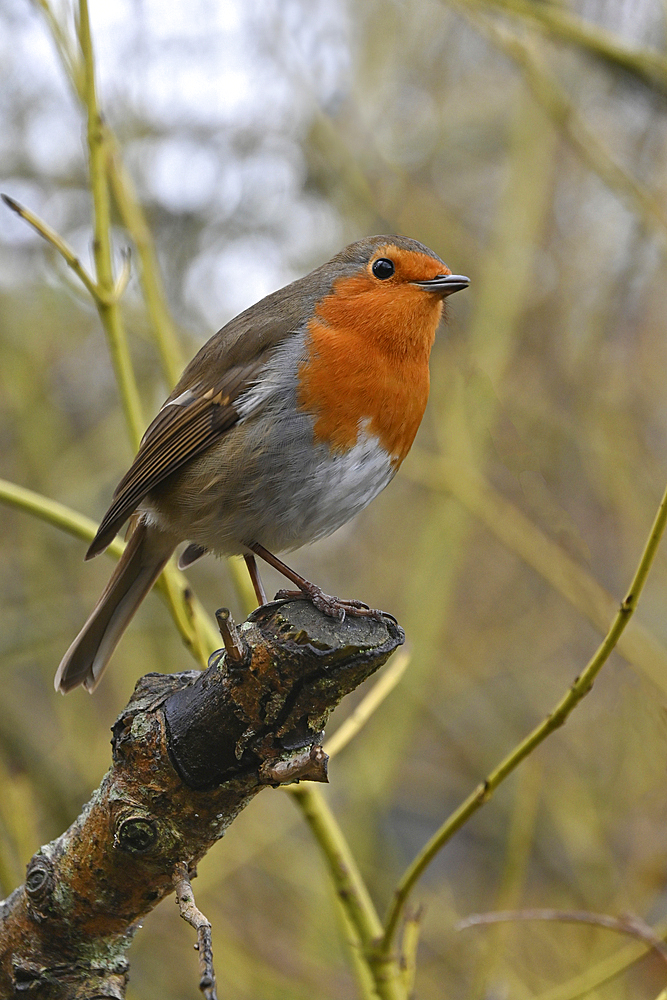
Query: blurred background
[{"left": 3, "top": 0, "right": 667, "bottom": 996}]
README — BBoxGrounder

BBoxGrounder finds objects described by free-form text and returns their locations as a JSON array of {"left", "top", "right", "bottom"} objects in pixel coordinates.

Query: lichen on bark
[{"left": 0, "top": 598, "right": 403, "bottom": 999}]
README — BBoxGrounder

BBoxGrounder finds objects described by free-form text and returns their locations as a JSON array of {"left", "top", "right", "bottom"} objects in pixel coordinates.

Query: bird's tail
[{"left": 54, "top": 520, "right": 175, "bottom": 694}]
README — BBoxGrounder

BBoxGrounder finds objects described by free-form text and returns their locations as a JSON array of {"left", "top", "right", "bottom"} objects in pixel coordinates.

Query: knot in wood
[
  {"left": 25, "top": 854, "right": 54, "bottom": 922},
  {"left": 115, "top": 814, "right": 158, "bottom": 854}
]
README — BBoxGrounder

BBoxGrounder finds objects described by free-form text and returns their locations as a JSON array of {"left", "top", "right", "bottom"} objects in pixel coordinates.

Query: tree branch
[{"left": 0, "top": 600, "right": 403, "bottom": 999}]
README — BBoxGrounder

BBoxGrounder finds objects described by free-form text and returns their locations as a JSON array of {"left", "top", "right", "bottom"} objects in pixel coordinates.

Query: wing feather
[{"left": 86, "top": 358, "right": 265, "bottom": 557}]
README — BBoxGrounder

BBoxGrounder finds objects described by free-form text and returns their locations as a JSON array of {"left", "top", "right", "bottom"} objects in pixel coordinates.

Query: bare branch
[
  {"left": 457, "top": 908, "right": 667, "bottom": 966},
  {"left": 173, "top": 863, "right": 217, "bottom": 1000}
]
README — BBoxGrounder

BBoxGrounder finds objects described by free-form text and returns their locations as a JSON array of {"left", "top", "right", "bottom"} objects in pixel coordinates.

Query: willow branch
[
  {"left": 380, "top": 474, "right": 667, "bottom": 954},
  {"left": 77, "top": 0, "right": 144, "bottom": 449},
  {"left": 31, "top": 0, "right": 82, "bottom": 93},
  {"left": 457, "top": 909, "right": 667, "bottom": 964},
  {"left": 0, "top": 478, "right": 219, "bottom": 661},
  {"left": 107, "top": 138, "right": 184, "bottom": 387},
  {"left": 288, "top": 784, "right": 405, "bottom": 1000},
  {"left": 0, "top": 478, "right": 121, "bottom": 553},
  {"left": 1, "top": 195, "right": 101, "bottom": 302},
  {"left": 451, "top": 0, "right": 667, "bottom": 94}
]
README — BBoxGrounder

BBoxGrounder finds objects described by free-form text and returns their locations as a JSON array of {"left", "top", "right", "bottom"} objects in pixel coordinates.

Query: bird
[{"left": 55, "top": 235, "right": 469, "bottom": 693}]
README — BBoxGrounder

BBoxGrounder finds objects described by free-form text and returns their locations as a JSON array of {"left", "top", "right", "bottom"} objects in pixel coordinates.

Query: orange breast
[{"left": 297, "top": 263, "right": 444, "bottom": 467}]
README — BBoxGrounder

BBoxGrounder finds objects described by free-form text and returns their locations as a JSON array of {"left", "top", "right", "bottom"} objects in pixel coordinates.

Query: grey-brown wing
[{"left": 86, "top": 359, "right": 263, "bottom": 558}]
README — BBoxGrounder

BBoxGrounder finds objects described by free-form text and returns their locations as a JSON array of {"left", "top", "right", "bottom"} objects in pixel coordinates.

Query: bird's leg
[
  {"left": 243, "top": 553, "right": 267, "bottom": 606},
  {"left": 247, "top": 541, "right": 385, "bottom": 622}
]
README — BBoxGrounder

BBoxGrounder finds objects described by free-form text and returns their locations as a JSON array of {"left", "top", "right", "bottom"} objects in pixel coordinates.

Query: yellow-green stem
[
  {"left": 1, "top": 195, "right": 100, "bottom": 302},
  {"left": 0, "top": 478, "right": 122, "bottom": 553},
  {"left": 288, "top": 784, "right": 406, "bottom": 1000},
  {"left": 533, "top": 914, "right": 667, "bottom": 1000},
  {"left": 158, "top": 563, "right": 218, "bottom": 667},
  {"left": 289, "top": 785, "right": 382, "bottom": 946},
  {"left": 77, "top": 0, "right": 143, "bottom": 449},
  {"left": 334, "top": 894, "right": 381, "bottom": 1000},
  {"left": 324, "top": 652, "right": 411, "bottom": 760},
  {"left": 32, "top": 0, "right": 82, "bottom": 93},
  {"left": 380, "top": 478, "right": 667, "bottom": 954},
  {"left": 399, "top": 909, "right": 422, "bottom": 997},
  {"left": 107, "top": 140, "right": 184, "bottom": 387},
  {"left": 0, "top": 478, "right": 219, "bottom": 665}
]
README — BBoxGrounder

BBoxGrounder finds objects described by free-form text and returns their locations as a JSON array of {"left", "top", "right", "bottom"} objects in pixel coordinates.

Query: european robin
[{"left": 55, "top": 235, "right": 469, "bottom": 693}]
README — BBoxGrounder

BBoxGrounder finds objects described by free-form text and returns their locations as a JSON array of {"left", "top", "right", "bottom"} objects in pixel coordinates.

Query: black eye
[{"left": 372, "top": 258, "right": 395, "bottom": 280}]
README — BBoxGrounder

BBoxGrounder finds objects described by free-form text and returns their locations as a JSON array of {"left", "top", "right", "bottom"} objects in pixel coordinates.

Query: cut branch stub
[
  {"left": 0, "top": 599, "right": 403, "bottom": 999},
  {"left": 165, "top": 599, "right": 403, "bottom": 789}
]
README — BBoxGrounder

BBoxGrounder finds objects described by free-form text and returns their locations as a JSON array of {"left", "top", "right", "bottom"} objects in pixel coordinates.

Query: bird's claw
[{"left": 274, "top": 587, "right": 385, "bottom": 623}]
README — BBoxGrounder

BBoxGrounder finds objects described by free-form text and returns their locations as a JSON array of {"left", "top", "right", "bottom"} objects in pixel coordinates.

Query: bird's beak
[{"left": 414, "top": 274, "right": 470, "bottom": 296}]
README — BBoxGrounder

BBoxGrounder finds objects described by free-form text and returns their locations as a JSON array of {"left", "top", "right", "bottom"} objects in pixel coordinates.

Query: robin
[{"left": 55, "top": 235, "right": 469, "bottom": 693}]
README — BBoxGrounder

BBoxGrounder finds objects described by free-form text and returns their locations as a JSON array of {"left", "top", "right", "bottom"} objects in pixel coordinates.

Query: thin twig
[
  {"left": 456, "top": 908, "right": 667, "bottom": 966},
  {"left": 333, "top": 894, "right": 379, "bottom": 1000},
  {"left": 0, "top": 478, "right": 123, "bottom": 554},
  {"left": 31, "top": 0, "right": 82, "bottom": 94},
  {"left": 215, "top": 608, "right": 246, "bottom": 663},
  {"left": 32, "top": 1, "right": 183, "bottom": 391},
  {"left": 113, "top": 247, "right": 132, "bottom": 301},
  {"left": 379, "top": 475, "right": 667, "bottom": 955},
  {"left": 287, "top": 785, "right": 383, "bottom": 947},
  {"left": 227, "top": 555, "right": 259, "bottom": 616},
  {"left": 158, "top": 567, "right": 217, "bottom": 667},
  {"left": 1, "top": 194, "right": 101, "bottom": 302},
  {"left": 173, "top": 863, "right": 218, "bottom": 1000}
]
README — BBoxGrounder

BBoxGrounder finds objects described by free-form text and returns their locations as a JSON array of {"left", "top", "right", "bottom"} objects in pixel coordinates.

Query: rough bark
[{"left": 0, "top": 598, "right": 403, "bottom": 999}]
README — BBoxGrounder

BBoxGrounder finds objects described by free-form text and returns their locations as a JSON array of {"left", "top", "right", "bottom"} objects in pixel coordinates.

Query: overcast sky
[{"left": 1, "top": 0, "right": 352, "bottom": 329}]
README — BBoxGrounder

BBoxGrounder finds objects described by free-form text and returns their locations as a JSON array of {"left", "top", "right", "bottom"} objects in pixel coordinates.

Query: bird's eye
[{"left": 372, "top": 258, "right": 395, "bottom": 280}]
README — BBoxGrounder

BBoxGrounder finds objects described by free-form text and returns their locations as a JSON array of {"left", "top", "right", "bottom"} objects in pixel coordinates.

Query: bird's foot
[{"left": 274, "top": 586, "right": 387, "bottom": 623}]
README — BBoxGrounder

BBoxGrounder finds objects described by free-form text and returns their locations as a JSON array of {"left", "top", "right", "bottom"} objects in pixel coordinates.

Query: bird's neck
[{"left": 298, "top": 275, "right": 443, "bottom": 466}]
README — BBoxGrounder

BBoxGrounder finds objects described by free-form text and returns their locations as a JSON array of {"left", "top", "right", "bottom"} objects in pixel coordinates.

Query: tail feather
[{"left": 55, "top": 521, "right": 175, "bottom": 694}]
